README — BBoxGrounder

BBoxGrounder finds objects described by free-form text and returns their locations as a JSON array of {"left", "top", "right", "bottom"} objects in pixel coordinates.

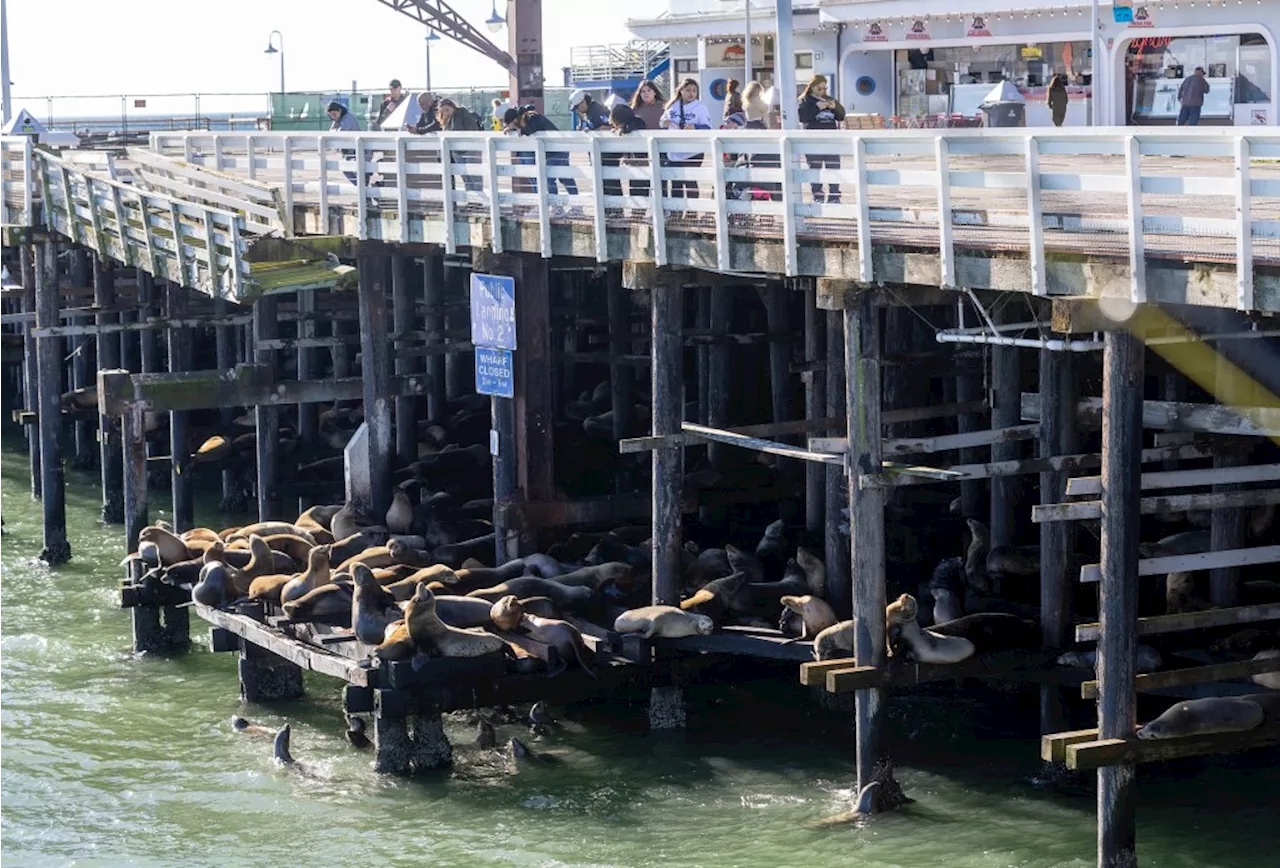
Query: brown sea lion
[
  {"left": 550, "top": 562, "right": 634, "bottom": 591},
  {"left": 431, "top": 594, "right": 496, "bottom": 628},
  {"left": 282, "top": 582, "right": 353, "bottom": 622},
  {"left": 296, "top": 504, "right": 342, "bottom": 535},
  {"left": 260, "top": 534, "right": 318, "bottom": 565},
  {"left": 886, "top": 594, "right": 975, "bottom": 664},
  {"left": 681, "top": 571, "right": 752, "bottom": 622},
  {"left": 351, "top": 564, "right": 401, "bottom": 644},
  {"left": 406, "top": 583, "right": 505, "bottom": 657},
  {"left": 280, "top": 546, "right": 333, "bottom": 606},
  {"left": 780, "top": 594, "right": 838, "bottom": 639},
  {"left": 375, "top": 620, "right": 416, "bottom": 661},
  {"left": 489, "top": 595, "right": 596, "bottom": 677},
  {"left": 796, "top": 547, "right": 826, "bottom": 598},
  {"left": 227, "top": 523, "right": 318, "bottom": 546},
  {"left": 812, "top": 620, "right": 855, "bottom": 661},
  {"left": 138, "top": 525, "right": 190, "bottom": 566},
  {"left": 454, "top": 561, "right": 527, "bottom": 587}
]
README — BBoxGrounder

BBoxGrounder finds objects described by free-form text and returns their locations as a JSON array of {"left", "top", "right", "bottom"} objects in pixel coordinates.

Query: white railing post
[
  {"left": 1235, "top": 135, "right": 1253, "bottom": 311},
  {"left": 356, "top": 135, "right": 368, "bottom": 240},
  {"left": 245, "top": 134, "right": 256, "bottom": 181},
  {"left": 108, "top": 184, "right": 130, "bottom": 267},
  {"left": 590, "top": 134, "right": 607, "bottom": 263},
  {"left": 711, "top": 135, "right": 729, "bottom": 272},
  {"left": 487, "top": 135, "right": 503, "bottom": 254},
  {"left": 935, "top": 135, "right": 954, "bottom": 288},
  {"left": 780, "top": 135, "right": 797, "bottom": 277},
  {"left": 213, "top": 136, "right": 223, "bottom": 172},
  {"left": 396, "top": 136, "right": 408, "bottom": 244},
  {"left": 317, "top": 135, "right": 329, "bottom": 227},
  {"left": 1025, "top": 135, "right": 1046, "bottom": 296},
  {"left": 1124, "top": 135, "right": 1146, "bottom": 304},
  {"left": 442, "top": 134, "right": 457, "bottom": 254},
  {"left": 169, "top": 201, "right": 187, "bottom": 287},
  {"left": 134, "top": 188, "right": 157, "bottom": 275},
  {"left": 282, "top": 136, "right": 295, "bottom": 235},
  {"left": 853, "top": 136, "right": 871, "bottom": 283},
  {"left": 22, "top": 136, "right": 34, "bottom": 226},
  {"left": 648, "top": 136, "right": 666, "bottom": 268},
  {"left": 201, "top": 208, "right": 220, "bottom": 295},
  {"left": 535, "top": 135, "right": 551, "bottom": 258}
]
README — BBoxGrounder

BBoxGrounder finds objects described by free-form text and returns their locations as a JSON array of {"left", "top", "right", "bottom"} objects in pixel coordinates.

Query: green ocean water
[{"left": 2, "top": 445, "right": 1277, "bottom": 868}]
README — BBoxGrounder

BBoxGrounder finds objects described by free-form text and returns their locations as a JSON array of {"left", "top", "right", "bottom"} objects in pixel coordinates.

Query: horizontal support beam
[
  {"left": 860, "top": 442, "right": 1215, "bottom": 489},
  {"left": 1065, "top": 463, "right": 1280, "bottom": 496},
  {"left": 1080, "top": 656, "right": 1280, "bottom": 699},
  {"left": 1078, "top": 545, "right": 1280, "bottom": 583},
  {"left": 1074, "top": 603, "right": 1280, "bottom": 642},
  {"left": 1065, "top": 725, "right": 1280, "bottom": 770},
  {"left": 193, "top": 603, "right": 369, "bottom": 686},
  {"left": 881, "top": 424, "right": 1039, "bottom": 457},
  {"left": 1021, "top": 393, "right": 1280, "bottom": 438},
  {"left": 1033, "top": 487, "right": 1280, "bottom": 523},
  {"left": 620, "top": 417, "right": 845, "bottom": 455},
  {"left": 680, "top": 422, "right": 845, "bottom": 465},
  {"left": 31, "top": 313, "right": 253, "bottom": 337},
  {"left": 801, "top": 650, "right": 1074, "bottom": 692}
]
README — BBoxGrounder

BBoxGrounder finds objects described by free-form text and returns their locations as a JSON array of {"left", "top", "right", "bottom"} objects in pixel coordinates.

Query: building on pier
[{"left": 623, "top": 0, "right": 1279, "bottom": 126}]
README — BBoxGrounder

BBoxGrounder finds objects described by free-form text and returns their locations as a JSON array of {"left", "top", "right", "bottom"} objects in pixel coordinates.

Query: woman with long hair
[
  {"left": 797, "top": 73, "right": 846, "bottom": 204},
  {"left": 1046, "top": 74, "right": 1069, "bottom": 127},
  {"left": 742, "top": 80, "right": 770, "bottom": 129},
  {"left": 629, "top": 78, "right": 666, "bottom": 130},
  {"left": 723, "top": 78, "right": 744, "bottom": 122},
  {"left": 660, "top": 77, "right": 712, "bottom": 200}
]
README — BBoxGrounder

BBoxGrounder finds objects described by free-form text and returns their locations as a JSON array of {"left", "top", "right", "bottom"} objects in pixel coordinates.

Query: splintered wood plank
[{"left": 193, "top": 603, "right": 369, "bottom": 686}]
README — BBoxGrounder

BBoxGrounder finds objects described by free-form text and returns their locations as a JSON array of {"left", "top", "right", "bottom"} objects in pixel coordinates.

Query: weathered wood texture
[
  {"left": 1075, "top": 602, "right": 1280, "bottom": 642},
  {"left": 804, "top": 287, "right": 825, "bottom": 532},
  {"left": 824, "top": 310, "right": 849, "bottom": 614},
  {"left": 423, "top": 253, "right": 447, "bottom": 421},
  {"left": 357, "top": 252, "right": 394, "bottom": 521},
  {"left": 650, "top": 269, "right": 684, "bottom": 607},
  {"left": 253, "top": 295, "right": 280, "bottom": 520},
  {"left": 166, "top": 281, "right": 194, "bottom": 531},
  {"left": 21, "top": 244, "right": 42, "bottom": 500},
  {"left": 391, "top": 253, "right": 418, "bottom": 466},
  {"left": 35, "top": 241, "right": 70, "bottom": 563},
  {"left": 1097, "top": 329, "right": 1144, "bottom": 868},
  {"left": 95, "top": 254, "right": 124, "bottom": 523}
]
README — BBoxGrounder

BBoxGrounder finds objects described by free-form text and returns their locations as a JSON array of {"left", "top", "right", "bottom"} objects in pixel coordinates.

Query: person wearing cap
[
  {"left": 375, "top": 79, "right": 406, "bottom": 128},
  {"left": 569, "top": 89, "right": 610, "bottom": 131},
  {"left": 605, "top": 103, "right": 647, "bottom": 203},
  {"left": 1177, "top": 67, "right": 1210, "bottom": 126}
]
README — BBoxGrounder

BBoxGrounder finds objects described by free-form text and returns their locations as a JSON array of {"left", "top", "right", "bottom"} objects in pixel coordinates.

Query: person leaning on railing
[
  {"left": 503, "top": 105, "right": 579, "bottom": 202},
  {"left": 659, "top": 77, "right": 712, "bottom": 200},
  {"left": 608, "top": 103, "right": 650, "bottom": 213},
  {"left": 327, "top": 100, "right": 362, "bottom": 186},
  {"left": 436, "top": 98, "right": 484, "bottom": 194},
  {"left": 797, "top": 74, "right": 845, "bottom": 204}
]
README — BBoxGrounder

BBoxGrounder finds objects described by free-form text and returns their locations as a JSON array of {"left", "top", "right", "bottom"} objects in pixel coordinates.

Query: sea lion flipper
[{"left": 680, "top": 589, "right": 715, "bottom": 611}]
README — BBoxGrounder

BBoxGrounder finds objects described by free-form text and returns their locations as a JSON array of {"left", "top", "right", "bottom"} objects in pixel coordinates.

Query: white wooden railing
[{"left": 1, "top": 136, "right": 36, "bottom": 228}]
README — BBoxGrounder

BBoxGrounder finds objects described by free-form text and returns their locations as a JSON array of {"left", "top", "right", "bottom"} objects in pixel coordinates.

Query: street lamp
[
  {"left": 425, "top": 29, "right": 440, "bottom": 92},
  {"left": 264, "top": 30, "right": 285, "bottom": 95},
  {"left": 485, "top": 0, "right": 505, "bottom": 34}
]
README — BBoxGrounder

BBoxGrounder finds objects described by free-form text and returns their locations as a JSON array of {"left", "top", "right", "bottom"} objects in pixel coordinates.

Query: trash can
[{"left": 981, "top": 101, "right": 1026, "bottom": 127}]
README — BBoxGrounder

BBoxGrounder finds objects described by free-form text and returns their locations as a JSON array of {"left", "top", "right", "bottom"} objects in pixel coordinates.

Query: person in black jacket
[
  {"left": 569, "top": 89, "right": 611, "bottom": 131},
  {"left": 503, "top": 105, "right": 578, "bottom": 197},
  {"left": 797, "top": 74, "right": 846, "bottom": 204},
  {"left": 607, "top": 103, "right": 648, "bottom": 201}
]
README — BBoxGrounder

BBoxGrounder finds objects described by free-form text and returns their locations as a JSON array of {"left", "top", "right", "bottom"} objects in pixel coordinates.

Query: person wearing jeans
[
  {"left": 797, "top": 74, "right": 846, "bottom": 204},
  {"left": 1177, "top": 67, "right": 1210, "bottom": 126},
  {"left": 503, "top": 105, "right": 578, "bottom": 196}
]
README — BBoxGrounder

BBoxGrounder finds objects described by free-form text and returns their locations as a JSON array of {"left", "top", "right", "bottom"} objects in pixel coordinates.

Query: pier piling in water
[
  {"left": 165, "top": 280, "right": 194, "bottom": 531},
  {"left": 34, "top": 239, "right": 70, "bottom": 564},
  {"left": 96, "top": 255, "right": 124, "bottom": 523}
]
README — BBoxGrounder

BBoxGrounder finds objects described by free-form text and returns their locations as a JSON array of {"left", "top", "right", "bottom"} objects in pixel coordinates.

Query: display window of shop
[
  {"left": 894, "top": 41, "right": 1092, "bottom": 118},
  {"left": 1127, "top": 33, "right": 1270, "bottom": 122}
]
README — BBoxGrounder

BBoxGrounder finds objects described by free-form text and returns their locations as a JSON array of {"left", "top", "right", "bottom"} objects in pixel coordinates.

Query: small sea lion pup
[{"left": 614, "top": 605, "right": 714, "bottom": 639}]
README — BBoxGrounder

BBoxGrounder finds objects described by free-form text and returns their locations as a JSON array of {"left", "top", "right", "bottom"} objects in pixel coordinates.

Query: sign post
[{"left": 470, "top": 271, "right": 518, "bottom": 562}]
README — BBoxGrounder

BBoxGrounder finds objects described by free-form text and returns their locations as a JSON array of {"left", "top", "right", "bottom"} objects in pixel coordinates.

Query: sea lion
[
  {"left": 1137, "top": 697, "right": 1265, "bottom": 740},
  {"left": 230, "top": 716, "right": 275, "bottom": 737},
  {"left": 684, "top": 547, "right": 731, "bottom": 586},
  {"left": 1166, "top": 570, "right": 1209, "bottom": 615},
  {"left": 466, "top": 578, "right": 593, "bottom": 610},
  {"left": 135, "top": 540, "right": 162, "bottom": 568},
  {"left": 780, "top": 594, "right": 838, "bottom": 639},
  {"left": 246, "top": 572, "right": 298, "bottom": 606},
  {"left": 796, "top": 547, "right": 826, "bottom": 598},
  {"left": 385, "top": 490, "right": 414, "bottom": 536},
  {"left": 182, "top": 528, "right": 222, "bottom": 545},
  {"left": 374, "top": 619, "right": 415, "bottom": 661},
  {"left": 454, "top": 561, "right": 527, "bottom": 587},
  {"left": 551, "top": 562, "right": 634, "bottom": 591},
  {"left": 385, "top": 566, "right": 462, "bottom": 601},
  {"left": 755, "top": 519, "right": 789, "bottom": 574},
  {"left": 928, "top": 612, "right": 1039, "bottom": 652},
  {"left": 886, "top": 594, "right": 975, "bottom": 664},
  {"left": 490, "top": 595, "right": 596, "bottom": 677},
  {"left": 202, "top": 540, "right": 292, "bottom": 573},
  {"left": 227, "top": 522, "right": 317, "bottom": 546},
  {"left": 337, "top": 538, "right": 432, "bottom": 572},
  {"left": 260, "top": 533, "right": 318, "bottom": 565},
  {"left": 405, "top": 583, "right": 505, "bottom": 657},
  {"left": 192, "top": 561, "right": 235, "bottom": 607},
  {"left": 1250, "top": 649, "right": 1280, "bottom": 690},
  {"left": 1057, "top": 646, "right": 1163, "bottom": 673},
  {"left": 811, "top": 781, "right": 882, "bottom": 828},
  {"left": 1140, "top": 530, "right": 1210, "bottom": 559},
  {"left": 431, "top": 594, "right": 496, "bottom": 628},
  {"left": 330, "top": 503, "right": 374, "bottom": 543},
  {"left": 930, "top": 587, "right": 964, "bottom": 624},
  {"left": 614, "top": 606, "right": 714, "bottom": 639},
  {"left": 522, "top": 553, "right": 566, "bottom": 579},
  {"left": 725, "top": 544, "right": 765, "bottom": 582},
  {"left": 279, "top": 546, "right": 332, "bottom": 606},
  {"left": 329, "top": 532, "right": 375, "bottom": 566},
  {"left": 346, "top": 715, "right": 370, "bottom": 749},
  {"left": 986, "top": 544, "right": 1040, "bottom": 578},
  {"left": 282, "top": 582, "right": 353, "bottom": 622},
  {"left": 296, "top": 504, "right": 342, "bottom": 535},
  {"left": 965, "top": 519, "right": 990, "bottom": 593},
  {"left": 193, "top": 434, "right": 234, "bottom": 464},
  {"left": 433, "top": 533, "right": 499, "bottom": 568},
  {"left": 517, "top": 596, "right": 560, "bottom": 619},
  {"left": 138, "top": 525, "right": 190, "bottom": 566},
  {"left": 681, "top": 571, "right": 752, "bottom": 623},
  {"left": 352, "top": 564, "right": 401, "bottom": 644},
  {"left": 813, "top": 620, "right": 855, "bottom": 661}
]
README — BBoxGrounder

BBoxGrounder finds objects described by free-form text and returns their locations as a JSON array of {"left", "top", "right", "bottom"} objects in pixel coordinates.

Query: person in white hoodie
[{"left": 659, "top": 77, "right": 711, "bottom": 199}]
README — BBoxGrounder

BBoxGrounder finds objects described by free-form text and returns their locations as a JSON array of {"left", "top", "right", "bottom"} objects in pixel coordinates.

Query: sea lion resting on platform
[
  {"left": 490, "top": 595, "right": 596, "bottom": 678},
  {"left": 352, "top": 564, "right": 401, "bottom": 644},
  {"left": 1250, "top": 649, "right": 1280, "bottom": 690},
  {"left": 431, "top": 594, "right": 498, "bottom": 628},
  {"left": 780, "top": 594, "right": 838, "bottom": 640},
  {"left": 466, "top": 577, "right": 592, "bottom": 610},
  {"left": 138, "top": 525, "right": 191, "bottom": 566},
  {"left": 886, "top": 594, "right": 975, "bottom": 664},
  {"left": 796, "top": 547, "right": 826, "bottom": 598},
  {"left": 813, "top": 620, "right": 855, "bottom": 661},
  {"left": 681, "top": 572, "right": 752, "bottom": 623},
  {"left": 1057, "top": 646, "right": 1163, "bottom": 674},
  {"left": 192, "top": 562, "right": 236, "bottom": 607},
  {"left": 337, "top": 538, "right": 432, "bottom": 572},
  {"left": 550, "top": 562, "right": 634, "bottom": 592},
  {"left": 282, "top": 581, "right": 353, "bottom": 622},
  {"left": 927, "top": 612, "right": 1040, "bottom": 652},
  {"left": 407, "top": 583, "right": 506, "bottom": 657},
  {"left": 227, "top": 522, "right": 317, "bottom": 547},
  {"left": 1137, "top": 696, "right": 1270, "bottom": 740},
  {"left": 279, "top": 546, "right": 333, "bottom": 606},
  {"left": 614, "top": 606, "right": 714, "bottom": 640}
]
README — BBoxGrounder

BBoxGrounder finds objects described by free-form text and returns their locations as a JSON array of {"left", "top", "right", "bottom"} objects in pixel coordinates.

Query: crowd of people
[{"left": 321, "top": 73, "right": 857, "bottom": 207}]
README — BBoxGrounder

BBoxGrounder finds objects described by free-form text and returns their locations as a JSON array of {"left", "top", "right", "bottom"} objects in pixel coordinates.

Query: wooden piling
[
  {"left": 69, "top": 249, "right": 94, "bottom": 470},
  {"left": 607, "top": 264, "right": 633, "bottom": 491},
  {"left": 514, "top": 254, "right": 556, "bottom": 523},
  {"left": 1209, "top": 353, "right": 1244, "bottom": 607},
  {"left": 34, "top": 240, "right": 70, "bottom": 563},
  {"left": 1039, "top": 349, "right": 1076, "bottom": 744},
  {"left": 137, "top": 270, "right": 159, "bottom": 374},
  {"left": 954, "top": 356, "right": 984, "bottom": 520},
  {"left": 422, "top": 252, "right": 447, "bottom": 421},
  {"left": 214, "top": 297, "right": 242, "bottom": 511},
  {"left": 844, "top": 292, "right": 887, "bottom": 799},
  {"left": 765, "top": 283, "right": 790, "bottom": 426},
  {"left": 1097, "top": 330, "right": 1143, "bottom": 868},
  {"left": 391, "top": 253, "right": 418, "bottom": 466},
  {"left": 165, "top": 281, "right": 194, "bottom": 531},
  {"left": 253, "top": 294, "right": 280, "bottom": 520},
  {"left": 706, "top": 282, "right": 730, "bottom": 470},
  {"left": 96, "top": 256, "right": 124, "bottom": 522},
  {"left": 824, "top": 310, "right": 850, "bottom": 615},
  {"left": 990, "top": 309, "right": 1021, "bottom": 550},
  {"left": 121, "top": 398, "right": 149, "bottom": 552},
  {"left": 294, "top": 291, "right": 318, "bottom": 454},
  {"left": 21, "top": 243, "right": 41, "bottom": 499},
  {"left": 357, "top": 251, "right": 394, "bottom": 521},
  {"left": 804, "top": 287, "right": 826, "bottom": 533}
]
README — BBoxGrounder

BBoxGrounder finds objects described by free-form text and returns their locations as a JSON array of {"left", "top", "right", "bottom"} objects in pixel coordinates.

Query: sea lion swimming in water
[
  {"left": 810, "top": 781, "right": 882, "bottom": 828},
  {"left": 346, "top": 715, "right": 370, "bottom": 749}
]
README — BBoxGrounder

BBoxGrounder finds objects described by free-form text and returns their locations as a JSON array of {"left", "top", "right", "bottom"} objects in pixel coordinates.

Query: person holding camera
[{"left": 797, "top": 74, "right": 846, "bottom": 204}]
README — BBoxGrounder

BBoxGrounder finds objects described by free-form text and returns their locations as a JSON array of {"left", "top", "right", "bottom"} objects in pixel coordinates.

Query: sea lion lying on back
[{"left": 614, "top": 606, "right": 714, "bottom": 639}]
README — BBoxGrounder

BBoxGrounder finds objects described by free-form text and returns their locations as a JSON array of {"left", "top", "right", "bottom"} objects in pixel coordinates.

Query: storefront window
[{"left": 1127, "top": 33, "right": 1268, "bottom": 122}]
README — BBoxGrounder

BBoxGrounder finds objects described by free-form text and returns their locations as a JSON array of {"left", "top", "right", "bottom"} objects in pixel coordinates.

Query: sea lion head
[
  {"left": 248, "top": 534, "right": 271, "bottom": 563},
  {"left": 432, "top": 566, "right": 462, "bottom": 586},
  {"left": 352, "top": 563, "right": 378, "bottom": 592},
  {"left": 410, "top": 581, "right": 437, "bottom": 611},
  {"left": 691, "top": 613, "right": 715, "bottom": 635},
  {"left": 780, "top": 594, "right": 810, "bottom": 613},
  {"left": 387, "top": 537, "right": 406, "bottom": 558},
  {"left": 308, "top": 545, "right": 331, "bottom": 571},
  {"left": 490, "top": 594, "right": 525, "bottom": 631},
  {"left": 886, "top": 593, "right": 918, "bottom": 625},
  {"left": 230, "top": 716, "right": 251, "bottom": 732},
  {"left": 138, "top": 540, "right": 161, "bottom": 567},
  {"left": 192, "top": 561, "right": 230, "bottom": 607},
  {"left": 508, "top": 737, "right": 532, "bottom": 759},
  {"left": 273, "top": 724, "right": 293, "bottom": 764},
  {"left": 966, "top": 518, "right": 989, "bottom": 544},
  {"left": 763, "top": 519, "right": 785, "bottom": 541},
  {"left": 796, "top": 546, "right": 819, "bottom": 571},
  {"left": 598, "top": 562, "right": 636, "bottom": 590},
  {"left": 203, "top": 540, "right": 226, "bottom": 564}
]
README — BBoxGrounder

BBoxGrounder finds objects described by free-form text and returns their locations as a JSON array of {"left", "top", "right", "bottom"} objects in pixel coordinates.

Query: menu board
[{"left": 1133, "top": 76, "right": 1234, "bottom": 118}]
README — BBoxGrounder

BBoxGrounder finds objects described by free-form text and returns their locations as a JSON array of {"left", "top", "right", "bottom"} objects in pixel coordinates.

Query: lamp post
[
  {"left": 1, "top": 0, "right": 12, "bottom": 125},
  {"left": 425, "top": 29, "right": 440, "bottom": 92},
  {"left": 485, "top": 0, "right": 505, "bottom": 35},
  {"left": 264, "top": 30, "right": 285, "bottom": 95}
]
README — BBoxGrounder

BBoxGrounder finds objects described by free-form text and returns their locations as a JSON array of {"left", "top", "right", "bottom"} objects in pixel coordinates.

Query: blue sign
[
  {"left": 1113, "top": 6, "right": 1133, "bottom": 23},
  {"left": 475, "top": 347, "right": 514, "bottom": 398},
  {"left": 470, "top": 273, "right": 516, "bottom": 350}
]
